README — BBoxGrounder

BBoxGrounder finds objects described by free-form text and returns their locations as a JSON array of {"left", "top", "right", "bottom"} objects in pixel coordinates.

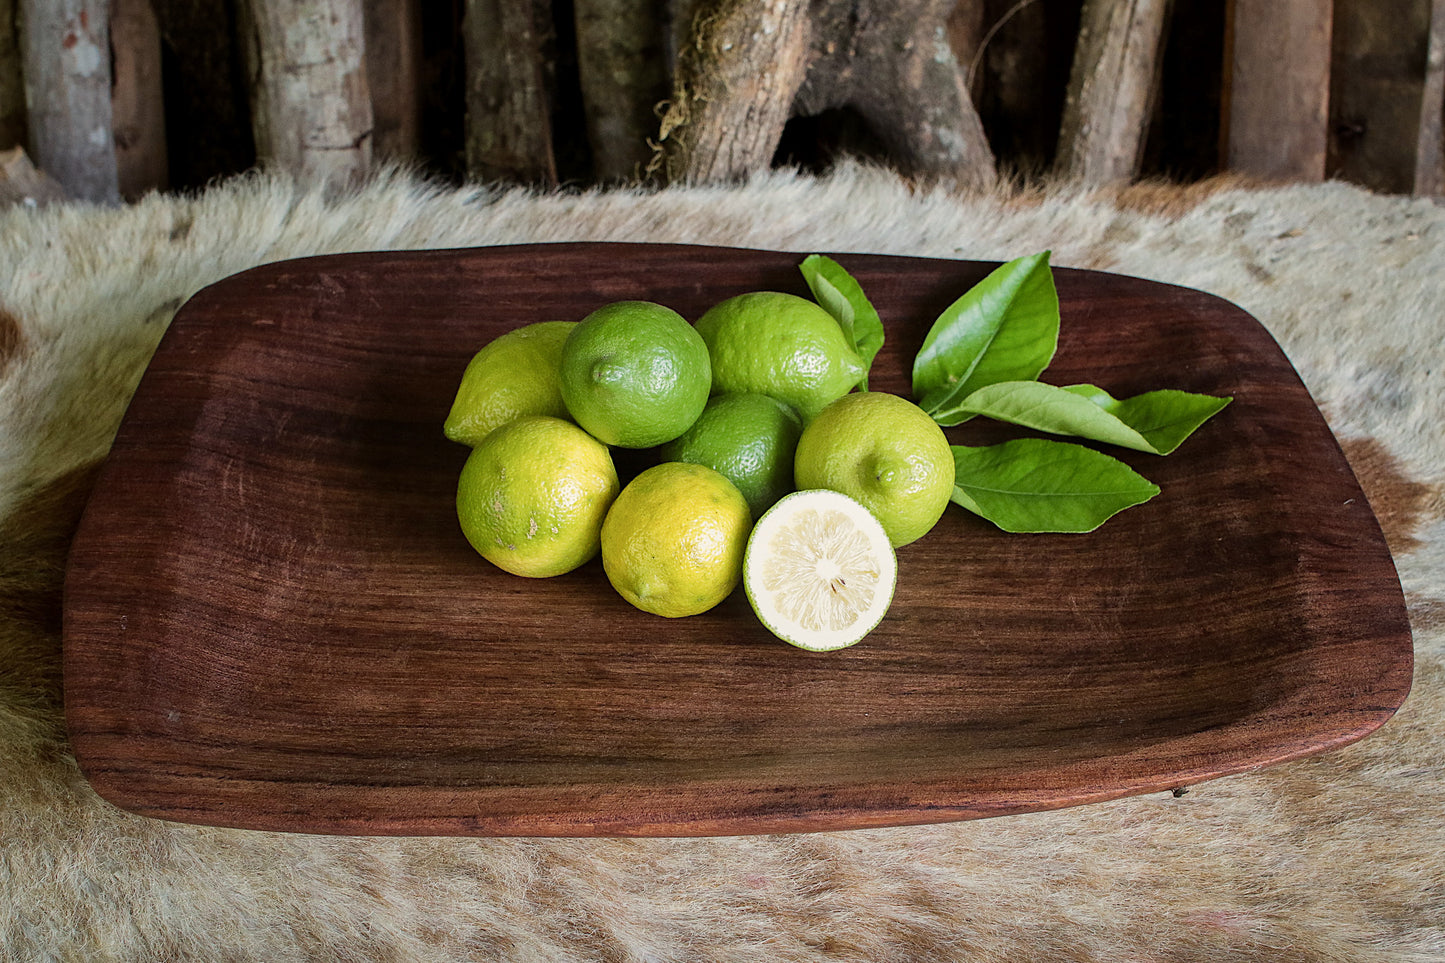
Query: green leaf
[
  {"left": 940, "top": 381, "right": 1153, "bottom": 451},
  {"left": 913, "top": 251, "right": 1059, "bottom": 425},
  {"left": 950, "top": 439, "right": 1161, "bottom": 533},
  {"left": 1059, "top": 384, "right": 1233, "bottom": 455},
  {"left": 942, "top": 382, "right": 1232, "bottom": 454},
  {"left": 800, "top": 254, "right": 885, "bottom": 390}
]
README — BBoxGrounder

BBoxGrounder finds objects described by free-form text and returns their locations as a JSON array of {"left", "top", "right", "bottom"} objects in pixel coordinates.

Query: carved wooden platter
[{"left": 62, "top": 243, "right": 1413, "bottom": 836}]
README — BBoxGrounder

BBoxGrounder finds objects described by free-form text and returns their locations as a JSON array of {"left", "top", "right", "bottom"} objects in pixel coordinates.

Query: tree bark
[
  {"left": 364, "top": 0, "right": 421, "bottom": 161},
  {"left": 463, "top": 0, "right": 556, "bottom": 185},
  {"left": 1414, "top": 0, "right": 1445, "bottom": 195},
  {"left": 19, "top": 0, "right": 119, "bottom": 202},
  {"left": 1328, "top": 0, "right": 1431, "bottom": 194},
  {"left": 1055, "top": 0, "right": 1173, "bottom": 184},
  {"left": 112, "top": 0, "right": 169, "bottom": 198},
  {"left": 574, "top": 0, "right": 670, "bottom": 182},
  {"left": 657, "top": 0, "right": 995, "bottom": 187},
  {"left": 656, "top": 0, "right": 811, "bottom": 184},
  {"left": 244, "top": 0, "right": 373, "bottom": 185},
  {"left": 1222, "top": 0, "right": 1332, "bottom": 181}
]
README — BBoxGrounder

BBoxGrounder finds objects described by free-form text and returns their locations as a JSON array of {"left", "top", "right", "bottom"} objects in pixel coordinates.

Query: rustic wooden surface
[
  {"left": 1223, "top": 0, "right": 1333, "bottom": 181},
  {"left": 62, "top": 243, "right": 1413, "bottom": 837},
  {"left": 1417, "top": 0, "right": 1445, "bottom": 195},
  {"left": 111, "top": 0, "right": 168, "bottom": 198},
  {"left": 20, "top": 0, "right": 119, "bottom": 202},
  {"left": 463, "top": 0, "right": 556, "bottom": 185},
  {"left": 1055, "top": 0, "right": 1172, "bottom": 183},
  {"left": 363, "top": 0, "right": 421, "bottom": 162},
  {"left": 243, "top": 0, "right": 372, "bottom": 185}
]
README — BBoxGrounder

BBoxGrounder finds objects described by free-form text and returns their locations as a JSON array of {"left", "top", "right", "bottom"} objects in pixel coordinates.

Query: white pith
[{"left": 744, "top": 490, "right": 897, "bottom": 651}]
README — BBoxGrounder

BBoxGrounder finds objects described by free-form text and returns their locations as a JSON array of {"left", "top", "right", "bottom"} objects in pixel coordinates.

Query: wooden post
[
  {"left": 364, "top": 0, "right": 421, "bottom": 162},
  {"left": 574, "top": 0, "right": 670, "bottom": 182},
  {"left": 1222, "top": 0, "right": 1333, "bottom": 182},
  {"left": 1416, "top": 0, "right": 1445, "bottom": 195},
  {"left": 656, "top": 0, "right": 995, "bottom": 188},
  {"left": 657, "top": 0, "right": 811, "bottom": 184},
  {"left": 111, "top": 0, "right": 168, "bottom": 198},
  {"left": 463, "top": 0, "right": 556, "bottom": 185},
  {"left": 1056, "top": 0, "right": 1173, "bottom": 184},
  {"left": 0, "top": 0, "right": 25, "bottom": 149},
  {"left": 19, "top": 0, "right": 120, "bottom": 202},
  {"left": 244, "top": 0, "right": 373, "bottom": 185}
]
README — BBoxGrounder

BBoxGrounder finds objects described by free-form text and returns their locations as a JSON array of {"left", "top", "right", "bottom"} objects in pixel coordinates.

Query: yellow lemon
[
  {"left": 456, "top": 416, "right": 619, "bottom": 577},
  {"left": 600, "top": 462, "right": 752, "bottom": 617},
  {"left": 793, "top": 392, "right": 954, "bottom": 548},
  {"left": 444, "top": 320, "right": 576, "bottom": 447}
]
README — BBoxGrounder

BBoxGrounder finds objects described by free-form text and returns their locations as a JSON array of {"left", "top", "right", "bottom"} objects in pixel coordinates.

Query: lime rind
[{"left": 743, "top": 489, "right": 897, "bottom": 651}]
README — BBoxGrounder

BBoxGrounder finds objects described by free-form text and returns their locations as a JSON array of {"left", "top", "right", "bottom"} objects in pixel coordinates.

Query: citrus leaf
[
  {"left": 950, "top": 439, "right": 1160, "bottom": 533},
  {"left": 913, "top": 251, "right": 1059, "bottom": 424},
  {"left": 800, "top": 254, "right": 885, "bottom": 390},
  {"left": 1059, "top": 384, "right": 1232, "bottom": 454},
  {"left": 940, "top": 381, "right": 1154, "bottom": 450}
]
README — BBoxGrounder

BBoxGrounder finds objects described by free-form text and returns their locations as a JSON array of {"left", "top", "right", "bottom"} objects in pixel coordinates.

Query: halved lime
[{"left": 743, "top": 489, "right": 897, "bottom": 652}]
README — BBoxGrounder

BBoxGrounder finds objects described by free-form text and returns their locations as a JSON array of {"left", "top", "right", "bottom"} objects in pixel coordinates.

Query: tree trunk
[
  {"left": 1414, "top": 0, "right": 1445, "bottom": 195},
  {"left": 1222, "top": 0, "right": 1332, "bottom": 181},
  {"left": 1055, "top": 0, "right": 1173, "bottom": 184},
  {"left": 574, "top": 0, "right": 670, "bottom": 182},
  {"left": 20, "top": 0, "right": 119, "bottom": 202},
  {"left": 463, "top": 0, "right": 556, "bottom": 185},
  {"left": 112, "top": 0, "right": 169, "bottom": 198},
  {"left": 656, "top": 0, "right": 811, "bottom": 184},
  {"left": 0, "top": 0, "right": 25, "bottom": 149},
  {"left": 1328, "top": 0, "right": 1432, "bottom": 194},
  {"left": 244, "top": 0, "right": 373, "bottom": 185},
  {"left": 364, "top": 0, "right": 421, "bottom": 161},
  {"left": 656, "top": 0, "right": 995, "bottom": 187}
]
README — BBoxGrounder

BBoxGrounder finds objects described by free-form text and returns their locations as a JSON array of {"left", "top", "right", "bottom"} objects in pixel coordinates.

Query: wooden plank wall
[{"left": 1, "top": 0, "right": 1442, "bottom": 203}]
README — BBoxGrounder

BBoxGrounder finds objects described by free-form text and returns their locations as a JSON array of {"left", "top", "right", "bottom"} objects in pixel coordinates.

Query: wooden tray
[{"left": 62, "top": 243, "right": 1413, "bottom": 836}]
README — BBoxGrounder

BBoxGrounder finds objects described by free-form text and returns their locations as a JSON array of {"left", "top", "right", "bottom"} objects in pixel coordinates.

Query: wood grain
[
  {"left": 1223, "top": 0, "right": 1332, "bottom": 181},
  {"left": 62, "top": 243, "right": 1413, "bottom": 837},
  {"left": 1055, "top": 0, "right": 1173, "bottom": 184}
]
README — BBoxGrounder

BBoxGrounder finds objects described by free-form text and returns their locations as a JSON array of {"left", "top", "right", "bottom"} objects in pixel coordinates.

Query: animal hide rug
[{"left": 1, "top": 165, "right": 1441, "bottom": 961}]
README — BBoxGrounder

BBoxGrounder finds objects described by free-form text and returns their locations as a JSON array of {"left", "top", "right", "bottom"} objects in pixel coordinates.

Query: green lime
[
  {"left": 600, "top": 462, "right": 752, "bottom": 618},
  {"left": 793, "top": 392, "right": 954, "bottom": 548},
  {"left": 659, "top": 392, "right": 803, "bottom": 519},
  {"left": 456, "top": 416, "right": 619, "bottom": 577},
  {"left": 443, "top": 320, "right": 576, "bottom": 447},
  {"left": 744, "top": 489, "right": 896, "bottom": 651},
  {"left": 559, "top": 301, "right": 711, "bottom": 448},
  {"left": 693, "top": 291, "right": 865, "bottom": 421}
]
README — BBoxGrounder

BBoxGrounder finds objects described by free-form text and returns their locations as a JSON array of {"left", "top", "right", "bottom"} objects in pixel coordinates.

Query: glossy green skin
[
  {"left": 661, "top": 392, "right": 803, "bottom": 519},
  {"left": 560, "top": 301, "right": 712, "bottom": 448},
  {"left": 793, "top": 392, "right": 954, "bottom": 548},
  {"left": 694, "top": 292, "right": 864, "bottom": 421}
]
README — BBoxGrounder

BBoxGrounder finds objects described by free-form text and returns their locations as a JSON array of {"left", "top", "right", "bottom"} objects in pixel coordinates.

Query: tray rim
[{"left": 61, "top": 241, "right": 1415, "bottom": 836}]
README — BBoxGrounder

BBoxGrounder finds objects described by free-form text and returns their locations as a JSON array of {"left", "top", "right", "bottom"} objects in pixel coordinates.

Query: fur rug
[{"left": 2, "top": 164, "right": 1442, "bottom": 961}]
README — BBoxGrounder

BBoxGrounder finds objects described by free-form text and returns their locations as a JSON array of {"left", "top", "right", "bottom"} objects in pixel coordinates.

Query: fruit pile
[
  {"left": 446, "top": 252, "right": 1232, "bottom": 652},
  {"left": 445, "top": 286, "right": 949, "bottom": 651}
]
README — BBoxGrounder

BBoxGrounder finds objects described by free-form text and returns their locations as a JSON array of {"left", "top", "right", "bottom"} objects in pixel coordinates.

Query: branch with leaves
[{"left": 798, "top": 252, "right": 1231, "bottom": 533}]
